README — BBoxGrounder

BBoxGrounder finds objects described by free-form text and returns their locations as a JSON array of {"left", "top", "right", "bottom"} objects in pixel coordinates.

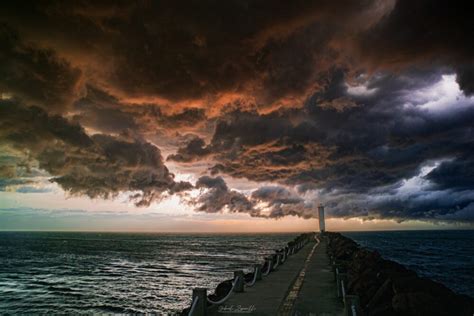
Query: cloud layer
[
  {"left": 0, "top": 1, "right": 473, "bottom": 224},
  {"left": 0, "top": 101, "right": 191, "bottom": 206},
  {"left": 191, "top": 176, "right": 318, "bottom": 219}
]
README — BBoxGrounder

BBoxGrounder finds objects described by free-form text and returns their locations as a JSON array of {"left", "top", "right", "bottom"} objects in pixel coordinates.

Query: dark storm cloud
[
  {"left": 330, "top": 184, "right": 474, "bottom": 223},
  {"left": 167, "top": 137, "right": 212, "bottom": 163},
  {"left": 0, "top": 0, "right": 387, "bottom": 108},
  {"left": 251, "top": 186, "right": 317, "bottom": 219},
  {"left": 357, "top": 0, "right": 474, "bottom": 96},
  {"left": 193, "top": 176, "right": 257, "bottom": 215},
  {"left": 0, "top": 24, "right": 81, "bottom": 111},
  {"left": 0, "top": 100, "right": 191, "bottom": 206},
  {"left": 158, "top": 108, "right": 206, "bottom": 128},
  {"left": 0, "top": 0, "right": 471, "bottom": 107},
  {"left": 456, "top": 64, "right": 474, "bottom": 97},
  {"left": 192, "top": 176, "right": 318, "bottom": 219},
  {"left": 314, "top": 80, "right": 474, "bottom": 223},
  {"left": 72, "top": 86, "right": 138, "bottom": 134},
  {"left": 359, "top": 1, "right": 473, "bottom": 62},
  {"left": 169, "top": 107, "right": 332, "bottom": 183},
  {"left": 426, "top": 159, "right": 474, "bottom": 191},
  {"left": 171, "top": 67, "right": 457, "bottom": 185},
  {"left": 82, "top": 0, "right": 376, "bottom": 105},
  {"left": 174, "top": 68, "right": 474, "bottom": 222},
  {"left": 72, "top": 85, "right": 208, "bottom": 135}
]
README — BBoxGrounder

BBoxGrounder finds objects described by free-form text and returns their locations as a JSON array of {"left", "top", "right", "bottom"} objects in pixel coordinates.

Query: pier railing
[
  {"left": 332, "top": 259, "right": 361, "bottom": 316},
  {"left": 184, "top": 232, "right": 315, "bottom": 316}
]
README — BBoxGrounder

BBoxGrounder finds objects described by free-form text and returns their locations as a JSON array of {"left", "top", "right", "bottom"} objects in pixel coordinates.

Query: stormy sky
[{"left": 1, "top": 0, "right": 473, "bottom": 230}]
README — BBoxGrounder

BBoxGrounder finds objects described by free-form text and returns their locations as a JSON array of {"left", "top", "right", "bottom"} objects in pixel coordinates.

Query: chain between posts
[{"left": 186, "top": 233, "right": 316, "bottom": 316}]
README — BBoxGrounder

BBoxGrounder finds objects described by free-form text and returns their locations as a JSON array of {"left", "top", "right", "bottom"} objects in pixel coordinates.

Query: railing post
[
  {"left": 191, "top": 288, "right": 207, "bottom": 316},
  {"left": 336, "top": 269, "right": 342, "bottom": 297},
  {"left": 263, "top": 257, "right": 272, "bottom": 274},
  {"left": 333, "top": 263, "right": 343, "bottom": 281},
  {"left": 265, "top": 257, "right": 271, "bottom": 268},
  {"left": 336, "top": 269, "right": 340, "bottom": 297},
  {"left": 254, "top": 264, "right": 262, "bottom": 281},
  {"left": 234, "top": 270, "right": 244, "bottom": 293},
  {"left": 344, "top": 295, "right": 360, "bottom": 316},
  {"left": 268, "top": 256, "right": 273, "bottom": 270},
  {"left": 341, "top": 273, "right": 347, "bottom": 303},
  {"left": 271, "top": 253, "right": 278, "bottom": 270},
  {"left": 337, "top": 273, "right": 347, "bottom": 300},
  {"left": 276, "top": 250, "right": 282, "bottom": 265}
]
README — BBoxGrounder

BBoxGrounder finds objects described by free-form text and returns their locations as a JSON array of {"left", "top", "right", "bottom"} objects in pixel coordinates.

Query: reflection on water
[{"left": 0, "top": 232, "right": 296, "bottom": 314}]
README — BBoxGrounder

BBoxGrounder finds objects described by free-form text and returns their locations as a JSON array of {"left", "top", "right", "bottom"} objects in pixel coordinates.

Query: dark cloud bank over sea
[{"left": 0, "top": 0, "right": 473, "bottom": 224}]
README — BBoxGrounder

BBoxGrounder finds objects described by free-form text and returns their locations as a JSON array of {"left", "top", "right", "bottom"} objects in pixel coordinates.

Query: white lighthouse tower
[{"left": 318, "top": 204, "right": 325, "bottom": 233}]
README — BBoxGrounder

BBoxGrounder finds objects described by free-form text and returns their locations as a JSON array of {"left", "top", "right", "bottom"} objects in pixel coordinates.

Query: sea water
[{"left": 0, "top": 230, "right": 472, "bottom": 314}]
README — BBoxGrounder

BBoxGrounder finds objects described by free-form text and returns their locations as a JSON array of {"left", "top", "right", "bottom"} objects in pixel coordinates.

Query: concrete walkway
[
  {"left": 209, "top": 238, "right": 343, "bottom": 316},
  {"left": 293, "top": 240, "right": 344, "bottom": 316},
  {"left": 209, "top": 240, "right": 314, "bottom": 316}
]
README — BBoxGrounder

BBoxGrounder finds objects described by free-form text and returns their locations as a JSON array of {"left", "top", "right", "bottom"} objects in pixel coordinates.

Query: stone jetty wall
[{"left": 326, "top": 232, "right": 474, "bottom": 316}]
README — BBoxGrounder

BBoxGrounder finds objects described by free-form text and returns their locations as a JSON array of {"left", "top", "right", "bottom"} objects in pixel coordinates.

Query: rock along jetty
[{"left": 327, "top": 232, "right": 474, "bottom": 316}]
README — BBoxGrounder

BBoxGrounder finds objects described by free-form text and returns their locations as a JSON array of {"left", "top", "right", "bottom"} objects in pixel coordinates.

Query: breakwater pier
[
  {"left": 182, "top": 233, "right": 348, "bottom": 316},
  {"left": 181, "top": 232, "right": 474, "bottom": 316}
]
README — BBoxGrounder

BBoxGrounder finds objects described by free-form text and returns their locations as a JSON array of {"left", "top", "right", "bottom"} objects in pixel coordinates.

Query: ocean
[
  {"left": 0, "top": 230, "right": 472, "bottom": 314},
  {"left": 0, "top": 232, "right": 296, "bottom": 314}
]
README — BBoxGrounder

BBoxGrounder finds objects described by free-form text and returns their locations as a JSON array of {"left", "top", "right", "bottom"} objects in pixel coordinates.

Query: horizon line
[{"left": 1, "top": 227, "right": 473, "bottom": 234}]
